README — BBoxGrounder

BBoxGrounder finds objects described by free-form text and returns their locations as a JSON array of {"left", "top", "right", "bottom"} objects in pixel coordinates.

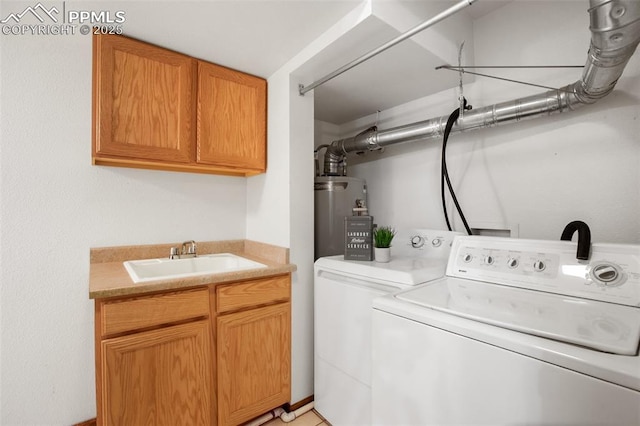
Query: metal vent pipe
[{"left": 323, "top": 0, "right": 640, "bottom": 176}]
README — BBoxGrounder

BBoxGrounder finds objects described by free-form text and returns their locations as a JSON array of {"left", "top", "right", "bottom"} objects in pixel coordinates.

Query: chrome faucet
[
  {"left": 169, "top": 240, "right": 197, "bottom": 259},
  {"left": 181, "top": 240, "right": 197, "bottom": 258}
]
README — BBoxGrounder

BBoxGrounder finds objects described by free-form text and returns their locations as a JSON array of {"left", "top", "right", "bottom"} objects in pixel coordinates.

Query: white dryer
[
  {"left": 372, "top": 236, "right": 640, "bottom": 425},
  {"left": 314, "top": 229, "right": 462, "bottom": 426}
]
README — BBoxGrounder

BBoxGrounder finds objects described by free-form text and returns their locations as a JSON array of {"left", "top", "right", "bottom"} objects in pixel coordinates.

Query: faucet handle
[{"left": 170, "top": 247, "right": 179, "bottom": 259}]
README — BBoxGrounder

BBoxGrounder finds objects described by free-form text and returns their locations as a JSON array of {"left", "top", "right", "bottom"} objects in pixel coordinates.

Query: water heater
[{"left": 314, "top": 176, "right": 367, "bottom": 259}]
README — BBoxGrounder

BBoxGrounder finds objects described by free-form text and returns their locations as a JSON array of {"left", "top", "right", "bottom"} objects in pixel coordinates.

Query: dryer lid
[
  {"left": 315, "top": 229, "right": 463, "bottom": 286},
  {"left": 316, "top": 255, "right": 449, "bottom": 286}
]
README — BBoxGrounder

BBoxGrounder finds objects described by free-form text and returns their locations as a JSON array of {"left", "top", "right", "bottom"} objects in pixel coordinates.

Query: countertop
[{"left": 89, "top": 239, "right": 296, "bottom": 299}]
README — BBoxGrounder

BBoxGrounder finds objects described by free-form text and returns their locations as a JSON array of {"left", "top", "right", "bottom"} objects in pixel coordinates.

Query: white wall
[
  {"left": 0, "top": 0, "right": 371, "bottom": 420},
  {"left": 324, "top": 0, "right": 640, "bottom": 243},
  {"left": 287, "top": 74, "right": 316, "bottom": 405},
  {"left": 247, "top": 1, "right": 373, "bottom": 403},
  {"left": 0, "top": 33, "right": 247, "bottom": 424}
]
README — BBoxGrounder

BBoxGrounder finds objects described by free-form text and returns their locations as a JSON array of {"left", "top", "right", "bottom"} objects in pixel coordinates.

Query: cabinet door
[
  {"left": 100, "top": 320, "right": 212, "bottom": 426},
  {"left": 217, "top": 303, "right": 291, "bottom": 426},
  {"left": 93, "top": 34, "right": 195, "bottom": 163},
  {"left": 197, "top": 62, "right": 266, "bottom": 171}
]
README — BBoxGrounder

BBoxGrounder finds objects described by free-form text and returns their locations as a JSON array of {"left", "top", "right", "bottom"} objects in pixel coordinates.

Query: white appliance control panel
[
  {"left": 394, "top": 229, "right": 463, "bottom": 259},
  {"left": 447, "top": 236, "right": 640, "bottom": 307}
]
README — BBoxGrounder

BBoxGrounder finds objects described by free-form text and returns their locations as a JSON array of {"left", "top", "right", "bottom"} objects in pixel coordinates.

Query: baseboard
[
  {"left": 75, "top": 396, "right": 315, "bottom": 425},
  {"left": 287, "top": 395, "right": 314, "bottom": 411}
]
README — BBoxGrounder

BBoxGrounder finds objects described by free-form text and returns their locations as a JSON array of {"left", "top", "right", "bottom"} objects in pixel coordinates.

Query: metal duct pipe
[{"left": 322, "top": 0, "right": 640, "bottom": 176}]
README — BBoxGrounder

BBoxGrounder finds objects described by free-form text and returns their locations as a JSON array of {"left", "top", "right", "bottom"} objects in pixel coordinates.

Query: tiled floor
[{"left": 263, "top": 409, "right": 329, "bottom": 426}]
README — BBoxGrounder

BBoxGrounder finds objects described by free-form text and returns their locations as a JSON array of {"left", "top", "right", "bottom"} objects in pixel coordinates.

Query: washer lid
[
  {"left": 396, "top": 277, "right": 640, "bottom": 355},
  {"left": 315, "top": 255, "right": 449, "bottom": 286}
]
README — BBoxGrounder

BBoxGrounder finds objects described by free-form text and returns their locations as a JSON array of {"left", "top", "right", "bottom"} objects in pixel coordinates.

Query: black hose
[{"left": 441, "top": 99, "right": 473, "bottom": 235}]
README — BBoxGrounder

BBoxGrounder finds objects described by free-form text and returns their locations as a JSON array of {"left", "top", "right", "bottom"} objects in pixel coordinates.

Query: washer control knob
[
  {"left": 484, "top": 255, "right": 495, "bottom": 265},
  {"left": 507, "top": 258, "right": 519, "bottom": 269},
  {"left": 592, "top": 264, "right": 619, "bottom": 283},
  {"left": 411, "top": 235, "right": 425, "bottom": 248},
  {"left": 533, "top": 260, "right": 546, "bottom": 272},
  {"left": 463, "top": 253, "right": 473, "bottom": 263},
  {"left": 431, "top": 238, "right": 442, "bottom": 247}
]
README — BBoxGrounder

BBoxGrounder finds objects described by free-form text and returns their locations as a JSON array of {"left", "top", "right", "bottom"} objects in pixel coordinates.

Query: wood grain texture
[
  {"left": 93, "top": 34, "right": 268, "bottom": 176},
  {"left": 217, "top": 303, "right": 291, "bottom": 426},
  {"left": 92, "top": 155, "right": 262, "bottom": 176},
  {"left": 197, "top": 61, "right": 266, "bottom": 171},
  {"left": 101, "top": 320, "right": 212, "bottom": 426},
  {"left": 208, "top": 286, "right": 219, "bottom": 426},
  {"left": 95, "top": 301, "right": 105, "bottom": 426},
  {"left": 100, "top": 288, "right": 209, "bottom": 337},
  {"left": 216, "top": 275, "right": 290, "bottom": 314},
  {"left": 93, "top": 34, "right": 195, "bottom": 163},
  {"left": 94, "top": 275, "right": 292, "bottom": 426}
]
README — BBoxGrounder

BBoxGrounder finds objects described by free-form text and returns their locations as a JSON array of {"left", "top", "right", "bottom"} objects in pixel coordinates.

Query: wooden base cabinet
[
  {"left": 95, "top": 275, "right": 291, "bottom": 426},
  {"left": 95, "top": 288, "right": 213, "bottom": 426},
  {"left": 217, "top": 303, "right": 291, "bottom": 426},
  {"left": 101, "top": 321, "right": 212, "bottom": 425},
  {"left": 216, "top": 275, "right": 291, "bottom": 426}
]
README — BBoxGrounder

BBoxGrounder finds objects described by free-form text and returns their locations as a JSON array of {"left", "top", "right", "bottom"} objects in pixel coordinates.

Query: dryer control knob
[
  {"left": 484, "top": 255, "right": 495, "bottom": 265},
  {"left": 507, "top": 258, "right": 519, "bottom": 269},
  {"left": 533, "top": 260, "right": 546, "bottom": 272},
  {"left": 431, "top": 238, "right": 442, "bottom": 247},
  {"left": 463, "top": 253, "right": 473, "bottom": 263},
  {"left": 411, "top": 235, "right": 425, "bottom": 248}
]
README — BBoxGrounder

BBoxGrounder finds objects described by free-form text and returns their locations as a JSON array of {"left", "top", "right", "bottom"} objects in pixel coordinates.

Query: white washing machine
[
  {"left": 372, "top": 235, "right": 640, "bottom": 425},
  {"left": 314, "top": 229, "right": 462, "bottom": 426}
]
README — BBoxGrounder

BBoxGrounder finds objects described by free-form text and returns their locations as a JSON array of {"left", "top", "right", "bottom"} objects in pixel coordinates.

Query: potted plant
[{"left": 373, "top": 226, "right": 396, "bottom": 263}]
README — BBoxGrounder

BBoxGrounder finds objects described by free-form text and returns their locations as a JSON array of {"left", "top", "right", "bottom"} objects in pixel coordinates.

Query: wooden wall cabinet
[
  {"left": 197, "top": 61, "right": 266, "bottom": 171},
  {"left": 94, "top": 275, "right": 291, "bottom": 426},
  {"left": 93, "top": 34, "right": 266, "bottom": 177}
]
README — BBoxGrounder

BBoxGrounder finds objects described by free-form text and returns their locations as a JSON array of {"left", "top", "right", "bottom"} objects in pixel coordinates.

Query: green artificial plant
[{"left": 373, "top": 226, "right": 396, "bottom": 248}]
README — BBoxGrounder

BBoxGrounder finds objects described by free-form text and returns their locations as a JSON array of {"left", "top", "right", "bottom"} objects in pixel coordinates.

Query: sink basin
[{"left": 124, "top": 253, "right": 268, "bottom": 283}]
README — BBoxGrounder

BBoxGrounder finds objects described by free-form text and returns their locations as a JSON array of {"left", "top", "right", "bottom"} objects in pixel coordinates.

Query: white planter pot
[{"left": 374, "top": 247, "right": 391, "bottom": 263}]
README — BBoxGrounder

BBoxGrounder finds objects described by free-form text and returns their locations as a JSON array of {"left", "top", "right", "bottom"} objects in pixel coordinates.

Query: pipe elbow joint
[{"left": 322, "top": 142, "right": 346, "bottom": 176}]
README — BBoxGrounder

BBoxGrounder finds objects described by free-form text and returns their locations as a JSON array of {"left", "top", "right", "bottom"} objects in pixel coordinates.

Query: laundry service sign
[{"left": 1, "top": 2, "right": 126, "bottom": 36}]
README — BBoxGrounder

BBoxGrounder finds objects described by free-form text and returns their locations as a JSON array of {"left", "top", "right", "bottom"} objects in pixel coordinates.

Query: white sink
[{"left": 124, "top": 253, "right": 268, "bottom": 283}]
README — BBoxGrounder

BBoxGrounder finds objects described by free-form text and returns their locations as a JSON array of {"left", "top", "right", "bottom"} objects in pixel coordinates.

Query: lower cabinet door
[
  {"left": 217, "top": 303, "right": 291, "bottom": 426},
  {"left": 100, "top": 320, "right": 213, "bottom": 426}
]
